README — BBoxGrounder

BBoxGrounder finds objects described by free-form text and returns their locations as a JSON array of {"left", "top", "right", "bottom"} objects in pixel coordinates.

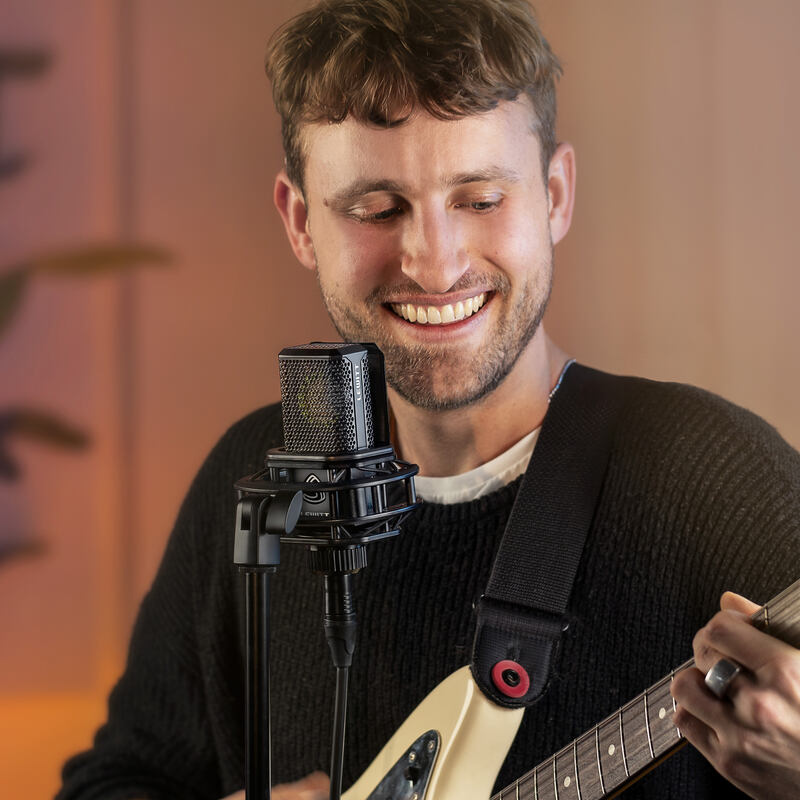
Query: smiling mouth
[{"left": 388, "top": 292, "right": 488, "bottom": 325}]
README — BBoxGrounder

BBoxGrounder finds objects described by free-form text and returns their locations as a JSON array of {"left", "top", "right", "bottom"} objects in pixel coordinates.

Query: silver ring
[{"left": 704, "top": 658, "right": 743, "bottom": 699}]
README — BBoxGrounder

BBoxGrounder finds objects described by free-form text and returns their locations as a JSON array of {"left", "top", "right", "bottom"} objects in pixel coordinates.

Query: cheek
[
  {"left": 475, "top": 212, "right": 548, "bottom": 276},
  {"left": 318, "top": 223, "right": 400, "bottom": 289}
]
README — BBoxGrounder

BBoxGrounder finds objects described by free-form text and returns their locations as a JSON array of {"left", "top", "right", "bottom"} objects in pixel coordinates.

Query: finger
[
  {"left": 693, "top": 609, "right": 797, "bottom": 674},
  {"left": 271, "top": 772, "right": 330, "bottom": 800},
  {"left": 720, "top": 590, "right": 761, "bottom": 616},
  {"left": 672, "top": 666, "right": 733, "bottom": 731},
  {"left": 672, "top": 701, "right": 718, "bottom": 763},
  {"left": 302, "top": 772, "right": 330, "bottom": 787}
]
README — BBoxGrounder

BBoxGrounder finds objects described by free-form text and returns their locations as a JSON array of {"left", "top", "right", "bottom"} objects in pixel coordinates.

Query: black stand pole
[
  {"left": 244, "top": 569, "right": 271, "bottom": 800},
  {"left": 234, "top": 491, "right": 303, "bottom": 800}
]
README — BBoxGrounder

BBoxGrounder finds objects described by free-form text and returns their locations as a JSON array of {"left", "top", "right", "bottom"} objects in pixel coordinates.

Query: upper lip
[{"left": 381, "top": 289, "right": 492, "bottom": 306}]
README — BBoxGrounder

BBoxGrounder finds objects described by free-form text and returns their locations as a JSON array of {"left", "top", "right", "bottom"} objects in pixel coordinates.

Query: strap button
[{"left": 491, "top": 659, "right": 530, "bottom": 698}]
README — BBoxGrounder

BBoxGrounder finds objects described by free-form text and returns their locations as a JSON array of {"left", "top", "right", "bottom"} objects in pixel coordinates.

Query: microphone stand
[
  {"left": 233, "top": 490, "right": 303, "bottom": 800},
  {"left": 237, "top": 448, "right": 417, "bottom": 799}
]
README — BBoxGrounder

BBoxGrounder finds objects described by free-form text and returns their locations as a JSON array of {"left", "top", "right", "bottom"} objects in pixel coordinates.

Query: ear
[
  {"left": 546, "top": 142, "right": 576, "bottom": 246},
  {"left": 273, "top": 169, "right": 316, "bottom": 271}
]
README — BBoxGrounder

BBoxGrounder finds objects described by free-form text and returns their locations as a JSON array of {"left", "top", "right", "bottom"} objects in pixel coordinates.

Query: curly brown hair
[{"left": 265, "top": 0, "right": 562, "bottom": 193}]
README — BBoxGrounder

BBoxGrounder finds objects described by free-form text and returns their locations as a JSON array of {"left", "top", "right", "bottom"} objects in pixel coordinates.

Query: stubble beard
[{"left": 316, "top": 252, "right": 553, "bottom": 411}]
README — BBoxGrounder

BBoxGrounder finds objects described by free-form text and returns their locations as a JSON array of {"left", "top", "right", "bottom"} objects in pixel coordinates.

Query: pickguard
[{"left": 364, "top": 730, "right": 440, "bottom": 800}]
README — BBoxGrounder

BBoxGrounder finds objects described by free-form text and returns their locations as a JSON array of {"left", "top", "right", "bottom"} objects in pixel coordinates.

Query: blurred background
[{"left": 1, "top": 0, "right": 798, "bottom": 796}]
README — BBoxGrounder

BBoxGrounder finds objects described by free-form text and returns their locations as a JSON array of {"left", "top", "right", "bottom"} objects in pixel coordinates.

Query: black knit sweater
[{"left": 58, "top": 370, "right": 800, "bottom": 799}]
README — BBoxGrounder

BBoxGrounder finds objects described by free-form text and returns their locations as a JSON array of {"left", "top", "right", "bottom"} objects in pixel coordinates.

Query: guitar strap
[{"left": 471, "top": 363, "right": 628, "bottom": 708}]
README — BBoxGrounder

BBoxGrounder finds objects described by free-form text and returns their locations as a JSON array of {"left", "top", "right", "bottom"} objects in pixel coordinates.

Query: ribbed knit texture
[{"left": 57, "top": 372, "right": 800, "bottom": 800}]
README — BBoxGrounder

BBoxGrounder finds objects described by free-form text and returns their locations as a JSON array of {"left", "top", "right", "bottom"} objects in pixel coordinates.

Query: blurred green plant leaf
[
  {"left": 0, "top": 408, "right": 90, "bottom": 450},
  {"left": 0, "top": 48, "right": 52, "bottom": 79},
  {"left": 0, "top": 444, "right": 19, "bottom": 480},
  {"left": 0, "top": 409, "right": 90, "bottom": 483},
  {"left": 0, "top": 153, "right": 31, "bottom": 181},
  {"left": 0, "top": 540, "right": 46, "bottom": 564},
  {"left": 27, "top": 243, "right": 172, "bottom": 277},
  {"left": 0, "top": 268, "right": 30, "bottom": 340},
  {"left": 0, "top": 243, "right": 171, "bottom": 341}
]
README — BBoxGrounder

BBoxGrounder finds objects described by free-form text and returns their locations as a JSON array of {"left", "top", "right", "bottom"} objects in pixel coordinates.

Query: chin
[{"left": 386, "top": 361, "right": 509, "bottom": 411}]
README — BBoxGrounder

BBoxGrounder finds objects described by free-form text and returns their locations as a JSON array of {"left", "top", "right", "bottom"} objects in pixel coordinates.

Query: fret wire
[
  {"left": 618, "top": 711, "right": 629, "bottom": 778},
  {"left": 669, "top": 669, "right": 677, "bottom": 714},
  {"left": 594, "top": 723, "right": 605, "bottom": 797},
  {"left": 534, "top": 765, "right": 538, "bottom": 800},
  {"left": 553, "top": 756, "right": 559, "bottom": 800},
  {"left": 643, "top": 687, "right": 655, "bottom": 760},
  {"left": 670, "top": 668, "right": 680, "bottom": 738},
  {"left": 516, "top": 778, "right": 520, "bottom": 800},
  {"left": 764, "top": 602, "right": 770, "bottom": 629},
  {"left": 572, "top": 738, "right": 582, "bottom": 800},
  {"left": 758, "top": 579, "right": 800, "bottom": 631}
]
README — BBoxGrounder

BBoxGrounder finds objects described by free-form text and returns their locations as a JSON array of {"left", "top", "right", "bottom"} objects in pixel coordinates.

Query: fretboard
[{"left": 490, "top": 578, "right": 800, "bottom": 800}]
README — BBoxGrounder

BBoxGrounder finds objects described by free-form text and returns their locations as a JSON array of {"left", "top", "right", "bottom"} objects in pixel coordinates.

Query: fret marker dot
[
  {"left": 659, "top": 707, "right": 667, "bottom": 720},
  {"left": 608, "top": 744, "right": 616, "bottom": 756},
  {"left": 564, "top": 777, "right": 571, "bottom": 788}
]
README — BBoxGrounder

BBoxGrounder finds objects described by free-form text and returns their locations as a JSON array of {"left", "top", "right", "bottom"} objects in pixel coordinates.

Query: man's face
[{"left": 298, "top": 101, "right": 559, "bottom": 410}]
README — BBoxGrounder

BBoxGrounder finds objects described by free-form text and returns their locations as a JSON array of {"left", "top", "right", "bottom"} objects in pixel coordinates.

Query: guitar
[{"left": 342, "top": 579, "right": 800, "bottom": 800}]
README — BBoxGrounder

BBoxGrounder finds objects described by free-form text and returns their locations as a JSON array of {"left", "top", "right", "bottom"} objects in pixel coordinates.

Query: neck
[{"left": 388, "top": 329, "right": 570, "bottom": 477}]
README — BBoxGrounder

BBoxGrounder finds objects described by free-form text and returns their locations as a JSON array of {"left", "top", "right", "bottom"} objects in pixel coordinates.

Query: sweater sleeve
[{"left": 56, "top": 406, "right": 282, "bottom": 800}]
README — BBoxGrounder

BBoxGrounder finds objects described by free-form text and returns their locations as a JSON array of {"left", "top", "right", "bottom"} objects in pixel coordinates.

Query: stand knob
[{"left": 307, "top": 545, "right": 368, "bottom": 574}]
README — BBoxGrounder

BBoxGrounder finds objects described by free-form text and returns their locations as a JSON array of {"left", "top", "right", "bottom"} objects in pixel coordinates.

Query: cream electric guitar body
[
  {"left": 343, "top": 579, "right": 800, "bottom": 800},
  {"left": 343, "top": 666, "right": 523, "bottom": 800}
]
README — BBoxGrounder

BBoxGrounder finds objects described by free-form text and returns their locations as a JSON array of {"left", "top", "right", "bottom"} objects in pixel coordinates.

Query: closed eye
[
  {"left": 453, "top": 196, "right": 504, "bottom": 213},
  {"left": 361, "top": 206, "right": 405, "bottom": 222}
]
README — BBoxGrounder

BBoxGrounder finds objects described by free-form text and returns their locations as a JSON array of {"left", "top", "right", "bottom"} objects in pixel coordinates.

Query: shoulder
[
  {"left": 564, "top": 363, "right": 799, "bottom": 482},
  {"left": 583, "top": 367, "right": 800, "bottom": 599},
  {"left": 605, "top": 371, "right": 799, "bottom": 476}
]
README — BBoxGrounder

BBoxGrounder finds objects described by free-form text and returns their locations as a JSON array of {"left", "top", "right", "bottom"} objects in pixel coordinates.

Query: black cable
[
  {"left": 322, "top": 570, "right": 358, "bottom": 800},
  {"left": 329, "top": 665, "right": 350, "bottom": 800}
]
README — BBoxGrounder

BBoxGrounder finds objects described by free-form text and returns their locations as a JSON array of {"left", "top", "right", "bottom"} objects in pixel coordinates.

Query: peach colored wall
[
  {"left": 541, "top": 0, "right": 800, "bottom": 452},
  {"left": 0, "top": 1, "right": 798, "bottom": 797}
]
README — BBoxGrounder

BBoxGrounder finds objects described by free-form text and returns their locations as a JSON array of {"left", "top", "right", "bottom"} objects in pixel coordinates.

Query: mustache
[{"left": 366, "top": 272, "right": 510, "bottom": 305}]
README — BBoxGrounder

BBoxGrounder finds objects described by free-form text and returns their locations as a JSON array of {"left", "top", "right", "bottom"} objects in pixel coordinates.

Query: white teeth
[{"left": 390, "top": 292, "right": 487, "bottom": 326}]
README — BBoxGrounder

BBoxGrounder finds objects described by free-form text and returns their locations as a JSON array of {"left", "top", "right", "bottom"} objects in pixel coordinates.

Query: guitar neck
[{"left": 491, "top": 579, "right": 800, "bottom": 800}]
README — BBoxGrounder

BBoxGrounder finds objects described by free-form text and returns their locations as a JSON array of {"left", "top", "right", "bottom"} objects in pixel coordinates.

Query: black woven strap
[{"left": 471, "top": 363, "right": 628, "bottom": 708}]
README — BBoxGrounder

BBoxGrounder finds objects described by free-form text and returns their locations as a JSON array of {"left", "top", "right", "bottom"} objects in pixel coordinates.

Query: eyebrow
[
  {"left": 324, "top": 166, "right": 521, "bottom": 207},
  {"left": 326, "top": 179, "right": 405, "bottom": 207},
  {"left": 444, "top": 167, "right": 522, "bottom": 188}
]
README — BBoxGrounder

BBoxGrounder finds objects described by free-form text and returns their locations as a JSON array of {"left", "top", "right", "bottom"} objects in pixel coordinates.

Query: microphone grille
[{"left": 279, "top": 344, "right": 374, "bottom": 453}]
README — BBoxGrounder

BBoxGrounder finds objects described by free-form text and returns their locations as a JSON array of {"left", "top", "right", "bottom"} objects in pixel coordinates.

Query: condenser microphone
[{"left": 235, "top": 341, "right": 418, "bottom": 561}]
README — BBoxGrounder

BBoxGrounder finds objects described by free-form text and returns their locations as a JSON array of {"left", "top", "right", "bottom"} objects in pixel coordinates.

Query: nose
[{"left": 399, "top": 207, "right": 470, "bottom": 294}]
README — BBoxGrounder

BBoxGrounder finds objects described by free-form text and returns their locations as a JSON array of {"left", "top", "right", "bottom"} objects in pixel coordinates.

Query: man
[{"left": 58, "top": 1, "right": 800, "bottom": 798}]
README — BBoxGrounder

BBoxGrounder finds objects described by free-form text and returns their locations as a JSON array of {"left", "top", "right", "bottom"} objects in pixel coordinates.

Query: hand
[
  {"left": 223, "top": 771, "right": 329, "bottom": 799},
  {"left": 671, "top": 592, "right": 800, "bottom": 799}
]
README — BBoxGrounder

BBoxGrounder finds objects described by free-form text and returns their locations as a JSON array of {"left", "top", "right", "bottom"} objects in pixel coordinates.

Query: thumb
[{"left": 719, "top": 590, "right": 761, "bottom": 616}]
